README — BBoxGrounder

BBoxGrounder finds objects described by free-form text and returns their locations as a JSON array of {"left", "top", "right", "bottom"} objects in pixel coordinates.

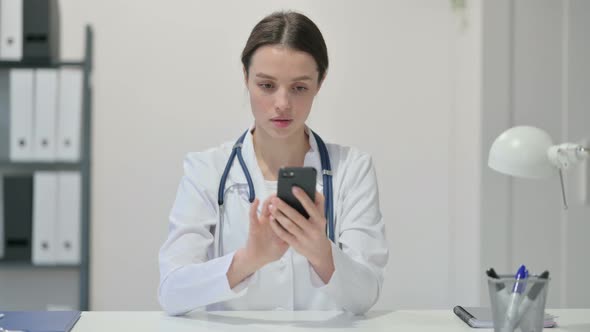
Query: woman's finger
[
  {"left": 270, "top": 204, "right": 305, "bottom": 238},
  {"left": 260, "top": 197, "right": 272, "bottom": 220},
  {"left": 271, "top": 197, "right": 310, "bottom": 231},
  {"left": 249, "top": 198, "right": 260, "bottom": 225},
  {"left": 292, "top": 187, "right": 323, "bottom": 221},
  {"left": 270, "top": 217, "right": 295, "bottom": 245}
]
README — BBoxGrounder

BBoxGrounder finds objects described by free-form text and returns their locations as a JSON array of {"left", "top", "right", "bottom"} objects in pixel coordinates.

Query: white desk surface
[{"left": 71, "top": 309, "right": 590, "bottom": 332}]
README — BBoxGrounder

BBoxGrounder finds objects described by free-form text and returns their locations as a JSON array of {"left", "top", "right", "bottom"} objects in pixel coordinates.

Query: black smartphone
[{"left": 277, "top": 167, "right": 317, "bottom": 218}]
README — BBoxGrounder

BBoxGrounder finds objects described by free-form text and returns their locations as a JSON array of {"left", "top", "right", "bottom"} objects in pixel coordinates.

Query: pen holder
[{"left": 488, "top": 276, "right": 550, "bottom": 332}]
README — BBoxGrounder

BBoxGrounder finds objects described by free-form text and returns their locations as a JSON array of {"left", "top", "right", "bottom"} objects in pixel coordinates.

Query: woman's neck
[{"left": 253, "top": 127, "right": 310, "bottom": 180}]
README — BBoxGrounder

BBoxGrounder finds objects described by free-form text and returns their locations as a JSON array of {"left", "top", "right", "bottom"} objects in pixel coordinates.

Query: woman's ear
[
  {"left": 316, "top": 71, "right": 327, "bottom": 94},
  {"left": 243, "top": 66, "right": 249, "bottom": 87}
]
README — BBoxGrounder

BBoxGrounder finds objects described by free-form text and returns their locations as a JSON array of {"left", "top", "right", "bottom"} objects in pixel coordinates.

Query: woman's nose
[{"left": 274, "top": 88, "right": 291, "bottom": 111}]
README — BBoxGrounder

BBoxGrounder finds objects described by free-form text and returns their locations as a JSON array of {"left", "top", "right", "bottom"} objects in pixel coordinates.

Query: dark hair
[{"left": 241, "top": 11, "right": 328, "bottom": 83}]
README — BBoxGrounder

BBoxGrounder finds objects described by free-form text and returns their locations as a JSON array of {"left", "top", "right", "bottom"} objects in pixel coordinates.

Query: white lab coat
[{"left": 158, "top": 128, "right": 389, "bottom": 316}]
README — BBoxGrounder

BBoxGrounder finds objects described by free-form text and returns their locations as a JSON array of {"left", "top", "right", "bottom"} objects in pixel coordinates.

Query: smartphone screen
[{"left": 277, "top": 167, "right": 317, "bottom": 218}]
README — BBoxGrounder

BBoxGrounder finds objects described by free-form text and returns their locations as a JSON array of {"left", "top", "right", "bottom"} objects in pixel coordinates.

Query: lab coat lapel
[
  {"left": 304, "top": 126, "right": 325, "bottom": 194},
  {"left": 242, "top": 129, "right": 270, "bottom": 202},
  {"left": 226, "top": 129, "right": 269, "bottom": 203}
]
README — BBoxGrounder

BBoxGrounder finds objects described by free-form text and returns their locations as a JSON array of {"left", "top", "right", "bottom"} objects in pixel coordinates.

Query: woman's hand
[
  {"left": 244, "top": 196, "right": 290, "bottom": 267},
  {"left": 227, "top": 197, "right": 289, "bottom": 288},
  {"left": 268, "top": 188, "right": 335, "bottom": 283}
]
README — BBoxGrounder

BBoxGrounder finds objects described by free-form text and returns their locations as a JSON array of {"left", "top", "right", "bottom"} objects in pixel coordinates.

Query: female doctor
[{"left": 158, "top": 11, "right": 388, "bottom": 316}]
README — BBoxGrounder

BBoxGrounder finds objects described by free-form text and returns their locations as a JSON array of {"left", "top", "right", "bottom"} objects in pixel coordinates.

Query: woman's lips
[{"left": 271, "top": 119, "right": 293, "bottom": 128}]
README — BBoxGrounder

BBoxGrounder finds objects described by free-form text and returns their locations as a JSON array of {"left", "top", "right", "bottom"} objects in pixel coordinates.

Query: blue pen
[{"left": 503, "top": 265, "right": 528, "bottom": 332}]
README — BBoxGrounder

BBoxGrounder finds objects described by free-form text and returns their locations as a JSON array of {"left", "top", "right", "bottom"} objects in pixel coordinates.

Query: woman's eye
[
  {"left": 293, "top": 86, "right": 308, "bottom": 93},
  {"left": 259, "top": 83, "right": 274, "bottom": 90}
]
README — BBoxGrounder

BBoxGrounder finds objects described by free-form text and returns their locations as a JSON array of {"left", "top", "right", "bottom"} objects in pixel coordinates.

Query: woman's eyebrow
[
  {"left": 291, "top": 75, "right": 313, "bottom": 81},
  {"left": 255, "top": 73, "right": 313, "bottom": 81},
  {"left": 255, "top": 73, "right": 276, "bottom": 80}
]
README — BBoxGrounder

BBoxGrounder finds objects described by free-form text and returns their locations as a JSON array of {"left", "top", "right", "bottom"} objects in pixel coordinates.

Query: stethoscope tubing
[{"left": 217, "top": 129, "right": 335, "bottom": 248}]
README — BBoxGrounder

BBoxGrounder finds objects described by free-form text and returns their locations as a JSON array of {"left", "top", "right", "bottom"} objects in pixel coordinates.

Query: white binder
[
  {"left": 56, "top": 171, "right": 81, "bottom": 264},
  {"left": 9, "top": 69, "right": 34, "bottom": 161},
  {"left": 57, "top": 68, "right": 83, "bottom": 161},
  {"left": 0, "top": 0, "right": 23, "bottom": 61},
  {"left": 33, "top": 69, "right": 58, "bottom": 161},
  {"left": 0, "top": 70, "right": 10, "bottom": 160},
  {"left": 32, "top": 172, "right": 58, "bottom": 265}
]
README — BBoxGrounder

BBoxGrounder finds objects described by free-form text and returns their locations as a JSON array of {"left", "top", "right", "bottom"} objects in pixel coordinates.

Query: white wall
[
  {"left": 481, "top": 0, "right": 590, "bottom": 308},
  {"left": 449, "top": 0, "right": 482, "bottom": 308},
  {"left": 59, "top": 0, "right": 483, "bottom": 310}
]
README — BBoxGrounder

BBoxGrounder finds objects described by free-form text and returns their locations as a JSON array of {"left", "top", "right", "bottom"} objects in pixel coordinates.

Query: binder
[
  {"left": 0, "top": 0, "right": 23, "bottom": 61},
  {"left": 0, "top": 310, "right": 81, "bottom": 332},
  {"left": 0, "top": 69, "right": 35, "bottom": 161},
  {"left": 56, "top": 171, "right": 81, "bottom": 264},
  {"left": 0, "top": 70, "right": 10, "bottom": 160},
  {"left": 33, "top": 69, "right": 58, "bottom": 161},
  {"left": 57, "top": 68, "right": 83, "bottom": 161},
  {"left": 22, "top": 0, "right": 60, "bottom": 63},
  {"left": 2, "top": 174, "right": 33, "bottom": 261},
  {"left": 11, "top": 69, "right": 35, "bottom": 161},
  {"left": 0, "top": 175, "right": 4, "bottom": 259},
  {"left": 32, "top": 172, "right": 58, "bottom": 265}
]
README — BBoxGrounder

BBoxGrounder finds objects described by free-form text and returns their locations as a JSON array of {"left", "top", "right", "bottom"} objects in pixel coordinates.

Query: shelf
[
  {"left": 0, "top": 162, "right": 84, "bottom": 173},
  {"left": 0, "top": 260, "right": 81, "bottom": 269},
  {"left": 0, "top": 60, "right": 85, "bottom": 69},
  {"left": 0, "top": 24, "right": 93, "bottom": 311}
]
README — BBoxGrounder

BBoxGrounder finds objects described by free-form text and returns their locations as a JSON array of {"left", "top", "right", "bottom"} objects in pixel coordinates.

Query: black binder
[
  {"left": 22, "top": 0, "right": 61, "bottom": 63},
  {"left": 2, "top": 174, "right": 33, "bottom": 261}
]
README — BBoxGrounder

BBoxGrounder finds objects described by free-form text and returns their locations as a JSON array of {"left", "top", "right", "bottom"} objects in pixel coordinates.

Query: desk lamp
[{"left": 488, "top": 126, "right": 589, "bottom": 209}]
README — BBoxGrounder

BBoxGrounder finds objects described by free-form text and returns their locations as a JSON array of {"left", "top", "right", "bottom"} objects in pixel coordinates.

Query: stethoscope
[{"left": 215, "top": 129, "right": 334, "bottom": 256}]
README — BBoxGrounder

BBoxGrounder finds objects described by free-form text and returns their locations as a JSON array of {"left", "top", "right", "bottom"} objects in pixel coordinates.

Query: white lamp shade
[{"left": 488, "top": 126, "right": 557, "bottom": 178}]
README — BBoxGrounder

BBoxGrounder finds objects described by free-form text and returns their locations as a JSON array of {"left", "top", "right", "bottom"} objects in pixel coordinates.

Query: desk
[{"left": 71, "top": 309, "right": 590, "bottom": 332}]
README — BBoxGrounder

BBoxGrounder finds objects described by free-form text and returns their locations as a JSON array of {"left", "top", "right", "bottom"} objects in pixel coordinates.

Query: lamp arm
[
  {"left": 548, "top": 144, "right": 589, "bottom": 210},
  {"left": 548, "top": 143, "right": 589, "bottom": 170},
  {"left": 558, "top": 169, "right": 568, "bottom": 210}
]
